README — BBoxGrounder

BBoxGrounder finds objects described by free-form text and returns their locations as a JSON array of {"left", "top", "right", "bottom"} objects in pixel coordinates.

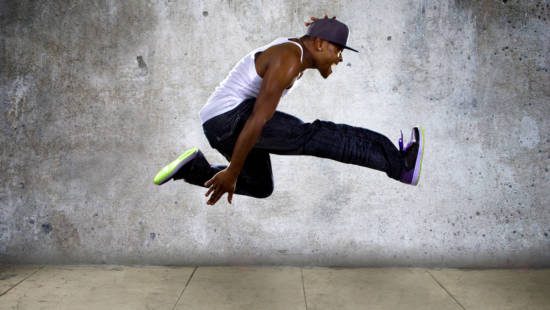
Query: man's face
[{"left": 317, "top": 41, "right": 344, "bottom": 79}]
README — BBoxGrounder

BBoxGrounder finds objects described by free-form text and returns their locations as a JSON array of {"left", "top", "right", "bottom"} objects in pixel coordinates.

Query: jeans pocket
[
  {"left": 217, "top": 130, "right": 233, "bottom": 142},
  {"left": 205, "top": 99, "right": 254, "bottom": 144},
  {"left": 214, "top": 112, "right": 243, "bottom": 143}
]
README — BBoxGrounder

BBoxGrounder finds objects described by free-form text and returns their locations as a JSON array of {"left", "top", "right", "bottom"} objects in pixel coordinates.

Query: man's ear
[{"left": 314, "top": 37, "right": 324, "bottom": 52}]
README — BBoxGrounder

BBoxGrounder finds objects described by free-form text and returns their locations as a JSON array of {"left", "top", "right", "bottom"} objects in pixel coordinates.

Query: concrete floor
[{"left": 0, "top": 265, "right": 549, "bottom": 310}]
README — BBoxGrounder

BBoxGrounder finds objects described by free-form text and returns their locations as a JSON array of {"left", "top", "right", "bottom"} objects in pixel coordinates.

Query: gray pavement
[{"left": 1, "top": 265, "right": 549, "bottom": 310}]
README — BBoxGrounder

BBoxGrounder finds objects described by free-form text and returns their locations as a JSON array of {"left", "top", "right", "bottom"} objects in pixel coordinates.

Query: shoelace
[{"left": 399, "top": 130, "right": 416, "bottom": 152}]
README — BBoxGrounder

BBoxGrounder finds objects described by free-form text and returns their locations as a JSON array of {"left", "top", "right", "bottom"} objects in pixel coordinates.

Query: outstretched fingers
[
  {"left": 204, "top": 178, "right": 215, "bottom": 197},
  {"left": 207, "top": 188, "right": 224, "bottom": 205},
  {"left": 204, "top": 178, "right": 214, "bottom": 188},
  {"left": 205, "top": 185, "right": 215, "bottom": 197},
  {"left": 203, "top": 169, "right": 238, "bottom": 206}
]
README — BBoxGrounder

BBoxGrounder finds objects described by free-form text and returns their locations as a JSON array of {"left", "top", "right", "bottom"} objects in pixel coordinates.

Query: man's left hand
[{"left": 204, "top": 168, "right": 238, "bottom": 205}]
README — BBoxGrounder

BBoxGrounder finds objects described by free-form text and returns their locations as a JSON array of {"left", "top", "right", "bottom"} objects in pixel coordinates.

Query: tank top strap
[{"left": 284, "top": 38, "right": 303, "bottom": 63}]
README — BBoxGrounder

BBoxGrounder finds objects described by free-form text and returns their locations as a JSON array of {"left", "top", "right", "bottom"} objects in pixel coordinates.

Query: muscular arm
[
  {"left": 204, "top": 48, "right": 302, "bottom": 205},
  {"left": 227, "top": 56, "right": 299, "bottom": 175}
]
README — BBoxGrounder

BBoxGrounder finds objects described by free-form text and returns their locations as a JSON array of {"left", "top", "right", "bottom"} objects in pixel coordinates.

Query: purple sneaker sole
[
  {"left": 399, "top": 126, "right": 424, "bottom": 185},
  {"left": 411, "top": 126, "right": 424, "bottom": 185}
]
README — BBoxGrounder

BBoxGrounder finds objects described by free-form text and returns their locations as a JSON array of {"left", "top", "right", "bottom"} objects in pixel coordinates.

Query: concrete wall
[{"left": 1, "top": 0, "right": 549, "bottom": 267}]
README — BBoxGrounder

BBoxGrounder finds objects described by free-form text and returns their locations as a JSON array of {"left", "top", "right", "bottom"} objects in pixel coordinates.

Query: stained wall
[{"left": 1, "top": 0, "right": 549, "bottom": 266}]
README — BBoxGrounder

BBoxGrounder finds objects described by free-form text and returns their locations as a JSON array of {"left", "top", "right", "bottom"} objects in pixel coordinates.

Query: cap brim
[
  {"left": 329, "top": 40, "right": 359, "bottom": 53},
  {"left": 343, "top": 46, "right": 359, "bottom": 53}
]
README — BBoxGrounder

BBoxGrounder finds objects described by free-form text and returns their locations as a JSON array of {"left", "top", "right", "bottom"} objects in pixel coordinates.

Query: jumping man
[{"left": 153, "top": 15, "right": 424, "bottom": 205}]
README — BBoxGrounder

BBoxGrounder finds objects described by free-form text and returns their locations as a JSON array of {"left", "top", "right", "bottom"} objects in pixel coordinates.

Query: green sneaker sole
[{"left": 154, "top": 147, "right": 199, "bottom": 185}]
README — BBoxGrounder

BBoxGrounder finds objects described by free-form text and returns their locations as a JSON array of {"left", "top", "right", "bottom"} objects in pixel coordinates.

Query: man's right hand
[{"left": 204, "top": 168, "right": 238, "bottom": 205}]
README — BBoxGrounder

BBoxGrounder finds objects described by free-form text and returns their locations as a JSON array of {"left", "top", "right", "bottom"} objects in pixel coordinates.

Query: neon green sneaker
[{"left": 154, "top": 147, "right": 199, "bottom": 185}]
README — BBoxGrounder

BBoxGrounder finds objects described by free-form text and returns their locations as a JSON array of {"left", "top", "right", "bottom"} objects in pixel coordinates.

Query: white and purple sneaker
[{"left": 399, "top": 126, "right": 424, "bottom": 185}]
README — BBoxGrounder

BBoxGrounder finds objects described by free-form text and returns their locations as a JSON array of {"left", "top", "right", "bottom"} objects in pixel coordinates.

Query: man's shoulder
[
  {"left": 262, "top": 46, "right": 301, "bottom": 80},
  {"left": 259, "top": 43, "right": 302, "bottom": 89},
  {"left": 276, "top": 41, "right": 302, "bottom": 62},
  {"left": 262, "top": 40, "right": 301, "bottom": 66}
]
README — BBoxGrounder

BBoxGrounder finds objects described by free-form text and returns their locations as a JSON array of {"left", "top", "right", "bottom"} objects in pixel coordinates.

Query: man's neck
[{"left": 295, "top": 37, "right": 316, "bottom": 70}]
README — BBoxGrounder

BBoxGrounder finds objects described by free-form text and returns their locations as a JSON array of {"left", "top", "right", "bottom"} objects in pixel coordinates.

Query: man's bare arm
[
  {"left": 204, "top": 49, "right": 301, "bottom": 205},
  {"left": 226, "top": 57, "right": 299, "bottom": 175}
]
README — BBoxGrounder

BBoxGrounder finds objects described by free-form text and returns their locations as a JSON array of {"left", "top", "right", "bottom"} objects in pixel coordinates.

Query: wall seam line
[
  {"left": 171, "top": 266, "right": 198, "bottom": 310},
  {"left": 426, "top": 270, "right": 466, "bottom": 310},
  {"left": 301, "top": 267, "right": 309, "bottom": 310},
  {"left": 0, "top": 265, "right": 45, "bottom": 297}
]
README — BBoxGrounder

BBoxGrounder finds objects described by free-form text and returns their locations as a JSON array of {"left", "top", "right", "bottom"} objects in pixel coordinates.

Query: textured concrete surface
[
  {"left": 1, "top": 265, "right": 550, "bottom": 310},
  {"left": 175, "top": 266, "right": 305, "bottom": 310},
  {"left": 302, "top": 268, "right": 462, "bottom": 309},
  {"left": 1, "top": 0, "right": 549, "bottom": 266},
  {"left": 0, "top": 265, "right": 194, "bottom": 309},
  {"left": 429, "top": 268, "right": 550, "bottom": 310},
  {"left": 0, "top": 265, "right": 41, "bottom": 295}
]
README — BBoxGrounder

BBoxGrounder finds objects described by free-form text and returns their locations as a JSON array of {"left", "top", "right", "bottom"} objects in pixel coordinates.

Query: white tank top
[{"left": 199, "top": 37, "right": 303, "bottom": 124}]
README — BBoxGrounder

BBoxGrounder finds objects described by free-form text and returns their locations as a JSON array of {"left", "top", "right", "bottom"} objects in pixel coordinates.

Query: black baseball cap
[{"left": 305, "top": 18, "right": 359, "bottom": 53}]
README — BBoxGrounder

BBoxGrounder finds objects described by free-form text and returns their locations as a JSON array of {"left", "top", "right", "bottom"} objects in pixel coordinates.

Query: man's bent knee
[{"left": 251, "top": 182, "right": 274, "bottom": 199}]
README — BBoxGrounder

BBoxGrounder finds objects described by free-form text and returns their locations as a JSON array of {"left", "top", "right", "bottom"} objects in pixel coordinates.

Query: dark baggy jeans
[{"left": 183, "top": 98, "right": 405, "bottom": 198}]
